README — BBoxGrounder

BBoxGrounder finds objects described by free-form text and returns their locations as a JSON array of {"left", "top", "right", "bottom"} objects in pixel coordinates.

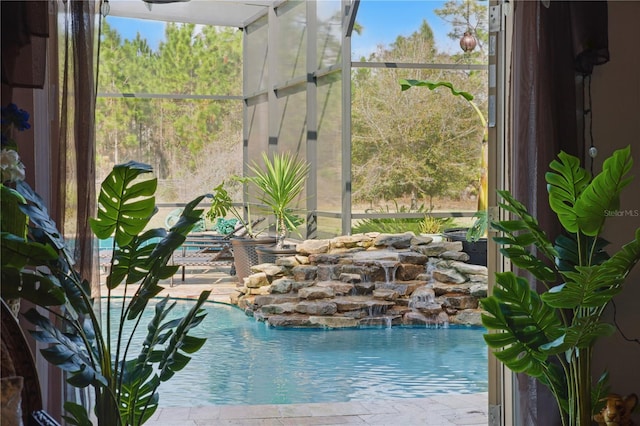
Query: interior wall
[{"left": 591, "top": 0, "right": 640, "bottom": 419}]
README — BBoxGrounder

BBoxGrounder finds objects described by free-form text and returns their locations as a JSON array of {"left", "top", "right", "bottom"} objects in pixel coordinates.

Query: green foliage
[
  {"left": 206, "top": 178, "right": 265, "bottom": 238},
  {"left": 63, "top": 401, "right": 93, "bottom": 426},
  {"left": 352, "top": 216, "right": 422, "bottom": 235},
  {"left": 96, "top": 21, "right": 243, "bottom": 198},
  {"left": 548, "top": 147, "right": 634, "bottom": 236},
  {"left": 1, "top": 180, "right": 72, "bottom": 306},
  {"left": 399, "top": 79, "right": 474, "bottom": 102},
  {"left": 1, "top": 162, "right": 211, "bottom": 425},
  {"left": 351, "top": 20, "right": 486, "bottom": 207},
  {"left": 420, "top": 215, "right": 455, "bottom": 234},
  {"left": 492, "top": 190, "right": 558, "bottom": 282},
  {"left": 482, "top": 147, "right": 640, "bottom": 426},
  {"left": 466, "top": 210, "right": 487, "bottom": 242},
  {"left": 482, "top": 272, "right": 564, "bottom": 377},
  {"left": 248, "top": 152, "right": 310, "bottom": 248},
  {"left": 398, "top": 77, "right": 489, "bottom": 248},
  {"left": 91, "top": 161, "right": 157, "bottom": 246},
  {"left": 351, "top": 203, "right": 452, "bottom": 235},
  {"left": 1, "top": 184, "right": 27, "bottom": 238},
  {"left": 206, "top": 181, "right": 234, "bottom": 221}
]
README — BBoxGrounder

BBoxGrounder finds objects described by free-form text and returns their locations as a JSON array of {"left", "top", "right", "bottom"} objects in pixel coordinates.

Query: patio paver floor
[{"left": 149, "top": 394, "right": 488, "bottom": 425}]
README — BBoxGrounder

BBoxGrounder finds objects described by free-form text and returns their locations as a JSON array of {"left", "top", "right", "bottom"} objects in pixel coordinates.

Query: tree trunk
[{"left": 276, "top": 216, "right": 286, "bottom": 249}]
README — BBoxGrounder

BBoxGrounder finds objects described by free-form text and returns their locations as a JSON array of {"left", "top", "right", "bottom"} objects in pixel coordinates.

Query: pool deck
[
  {"left": 103, "top": 266, "right": 489, "bottom": 426},
  {"left": 103, "top": 265, "right": 241, "bottom": 303},
  {"left": 148, "top": 394, "right": 488, "bottom": 425}
]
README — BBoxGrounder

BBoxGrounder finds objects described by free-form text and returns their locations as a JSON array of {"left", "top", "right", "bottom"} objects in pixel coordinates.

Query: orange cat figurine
[{"left": 593, "top": 393, "right": 638, "bottom": 426}]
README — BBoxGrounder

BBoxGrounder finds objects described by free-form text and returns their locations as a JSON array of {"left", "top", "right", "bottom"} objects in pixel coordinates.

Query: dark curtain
[
  {"left": 2, "top": 0, "right": 99, "bottom": 297},
  {"left": 2, "top": 0, "right": 99, "bottom": 417},
  {"left": 58, "top": 0, "right": 99, "bottom": 416},
  {"left": 59, "top": 0, "right": 99, "bottom": 294},
  {"left": 510, "top": 1, "right": 609, "bottom": 424}
]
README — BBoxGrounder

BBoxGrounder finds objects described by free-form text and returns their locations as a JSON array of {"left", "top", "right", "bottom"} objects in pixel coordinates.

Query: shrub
[{"left": 352, "top": 202, "right": 454, "bottom": 234}]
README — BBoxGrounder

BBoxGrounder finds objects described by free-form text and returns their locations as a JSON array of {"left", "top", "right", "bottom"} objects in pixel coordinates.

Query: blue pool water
[{"left": 108, "top": 300, "right": 488, "bottom": 407}]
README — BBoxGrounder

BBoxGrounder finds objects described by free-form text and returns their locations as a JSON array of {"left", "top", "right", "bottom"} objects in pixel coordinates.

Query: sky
[
  {"left": 107, "top": 0, "right": 457, "bottom": 58},
  {"left": 352, "top": 0, "right": 456, "bottom": 58}
]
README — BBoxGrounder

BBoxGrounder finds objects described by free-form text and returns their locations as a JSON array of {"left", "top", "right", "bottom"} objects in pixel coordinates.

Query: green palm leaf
[
  {"left": 541, "top": 317, "right": 615, "bottom": 354},
  {"left": 207, "top": 181, "right": 233, "bottom": 220},
  {"left": 1, "top": 183, "right": 27, "bottom": 239},
  {"left": 120, "top": 361, "right": 159, "bottom": 426},
  {"left": 25, "top": 308, "right": 107, "bottom": 388},
  {"left": 554, "top": 233, "right": 609, "bottom": 272},
  {"left": 492, "top": 190, "right": 557, "bottom": 282},
  {"left": 58, "top": 277, "right": 93, "bottom": 321},
  {"left": 136, "top": 297, "right": 176, "bottom": 367},
  {"left": 1, "top": 267, "right": 66, "bottom": 306},
  {"left": 248, "top": 152, "right": 310, "bottom": 237},
  {"left": 399, "top": 79, "right": 475, "bottom": 101},
  {"left": 575, "top": 146, "right": 633, "bottom": 236},
  {"left": 127, "top": 196, "right": 205, "bottom": 319},
  {"left": 545, "top": 151, "right": 591, "bottom": 234},
  {"left": 16, "top": 180, "right": 67, "bottom": 250},
  {"left": 544, "top": 229, "right": 640, "bottom": 309},
  {"left": 0, "top": 231, "right": 57, "bottom": 268},
  {"left": 106, "top": 229, "right": 176, "bottom": 289},
  {"left": 544, "top": 267, "right": 624, "bottom": 309},
  {"left": 63, "top": 401, "right": 93, "bottom": 426},
  {"left": 592, "top": 372, "right": 611, "bottom": 415},
  {"left": 481, "top": 272, "right": 563, "bottom": 377},
  {"left": 90, "top": 161, "right": 157, "bottom": 247},
  {"left": 1, "top": 231, "right": 66, "bottom": 307},
  {"left": 166, "top": 195, "right": 207, "bottom": 236},
  {"left": 157, "top": 290, "right": 210, "bottom": 381},
  {"left": 398, "top": 79, "right": 487, "bottom": 132}
]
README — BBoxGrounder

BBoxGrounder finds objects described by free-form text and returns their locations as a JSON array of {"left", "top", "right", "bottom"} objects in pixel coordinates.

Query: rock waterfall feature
[{"left": 231, "top": 232, "right": 487, "bottom": 328}]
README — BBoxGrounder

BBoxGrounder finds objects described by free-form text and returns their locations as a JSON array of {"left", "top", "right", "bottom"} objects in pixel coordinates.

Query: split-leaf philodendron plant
[
  {"left": 1, "top": 161, "right": 211, "bottom": 426},
  {"left": 481, "top": 146, "right": 640, "bottom": 426}
]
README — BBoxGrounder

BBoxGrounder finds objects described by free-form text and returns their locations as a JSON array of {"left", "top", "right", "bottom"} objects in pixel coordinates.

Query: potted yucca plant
[{"left": 249, "top": 152, "right": 310, "bottom": 263}]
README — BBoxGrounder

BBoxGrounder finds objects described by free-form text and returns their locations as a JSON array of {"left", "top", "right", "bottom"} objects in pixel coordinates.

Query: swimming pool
[{"left": 109, "top": 300, "right": 487, "bottom": 407}]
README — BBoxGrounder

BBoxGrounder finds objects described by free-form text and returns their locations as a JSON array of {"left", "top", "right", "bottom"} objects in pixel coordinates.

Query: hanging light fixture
[
  {"left": 100, "top": 0, "right": 110, "bottom": 17},
  {"left": 460, "top": 31, "right": 477, "bottom": 52},
  {"left": 459, "top": 0, "right": 477, "bottom": 53}
]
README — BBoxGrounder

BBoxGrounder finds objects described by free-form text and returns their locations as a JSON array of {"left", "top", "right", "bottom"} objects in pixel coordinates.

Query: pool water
[{"left": 108, "top": 300, "right": 488, "bottom": 407}]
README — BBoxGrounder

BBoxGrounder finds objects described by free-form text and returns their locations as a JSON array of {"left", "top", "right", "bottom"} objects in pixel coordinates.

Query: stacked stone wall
[{"left": 232, "top": 232, "right": 487, "bottom": 328}]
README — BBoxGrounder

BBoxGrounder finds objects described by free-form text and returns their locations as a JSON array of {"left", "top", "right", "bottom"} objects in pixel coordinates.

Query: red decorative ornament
[{"left": 460, "top": 31, "right": 477, "bottom": 52}]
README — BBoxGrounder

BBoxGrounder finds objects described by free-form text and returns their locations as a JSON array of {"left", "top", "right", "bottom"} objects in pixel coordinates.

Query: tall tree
[
  {"left": 96, "top": 21, "right": 244, "bottom": 200},
  {"left": 351, "top": 19, "right": 486, "bottom": 209}
]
